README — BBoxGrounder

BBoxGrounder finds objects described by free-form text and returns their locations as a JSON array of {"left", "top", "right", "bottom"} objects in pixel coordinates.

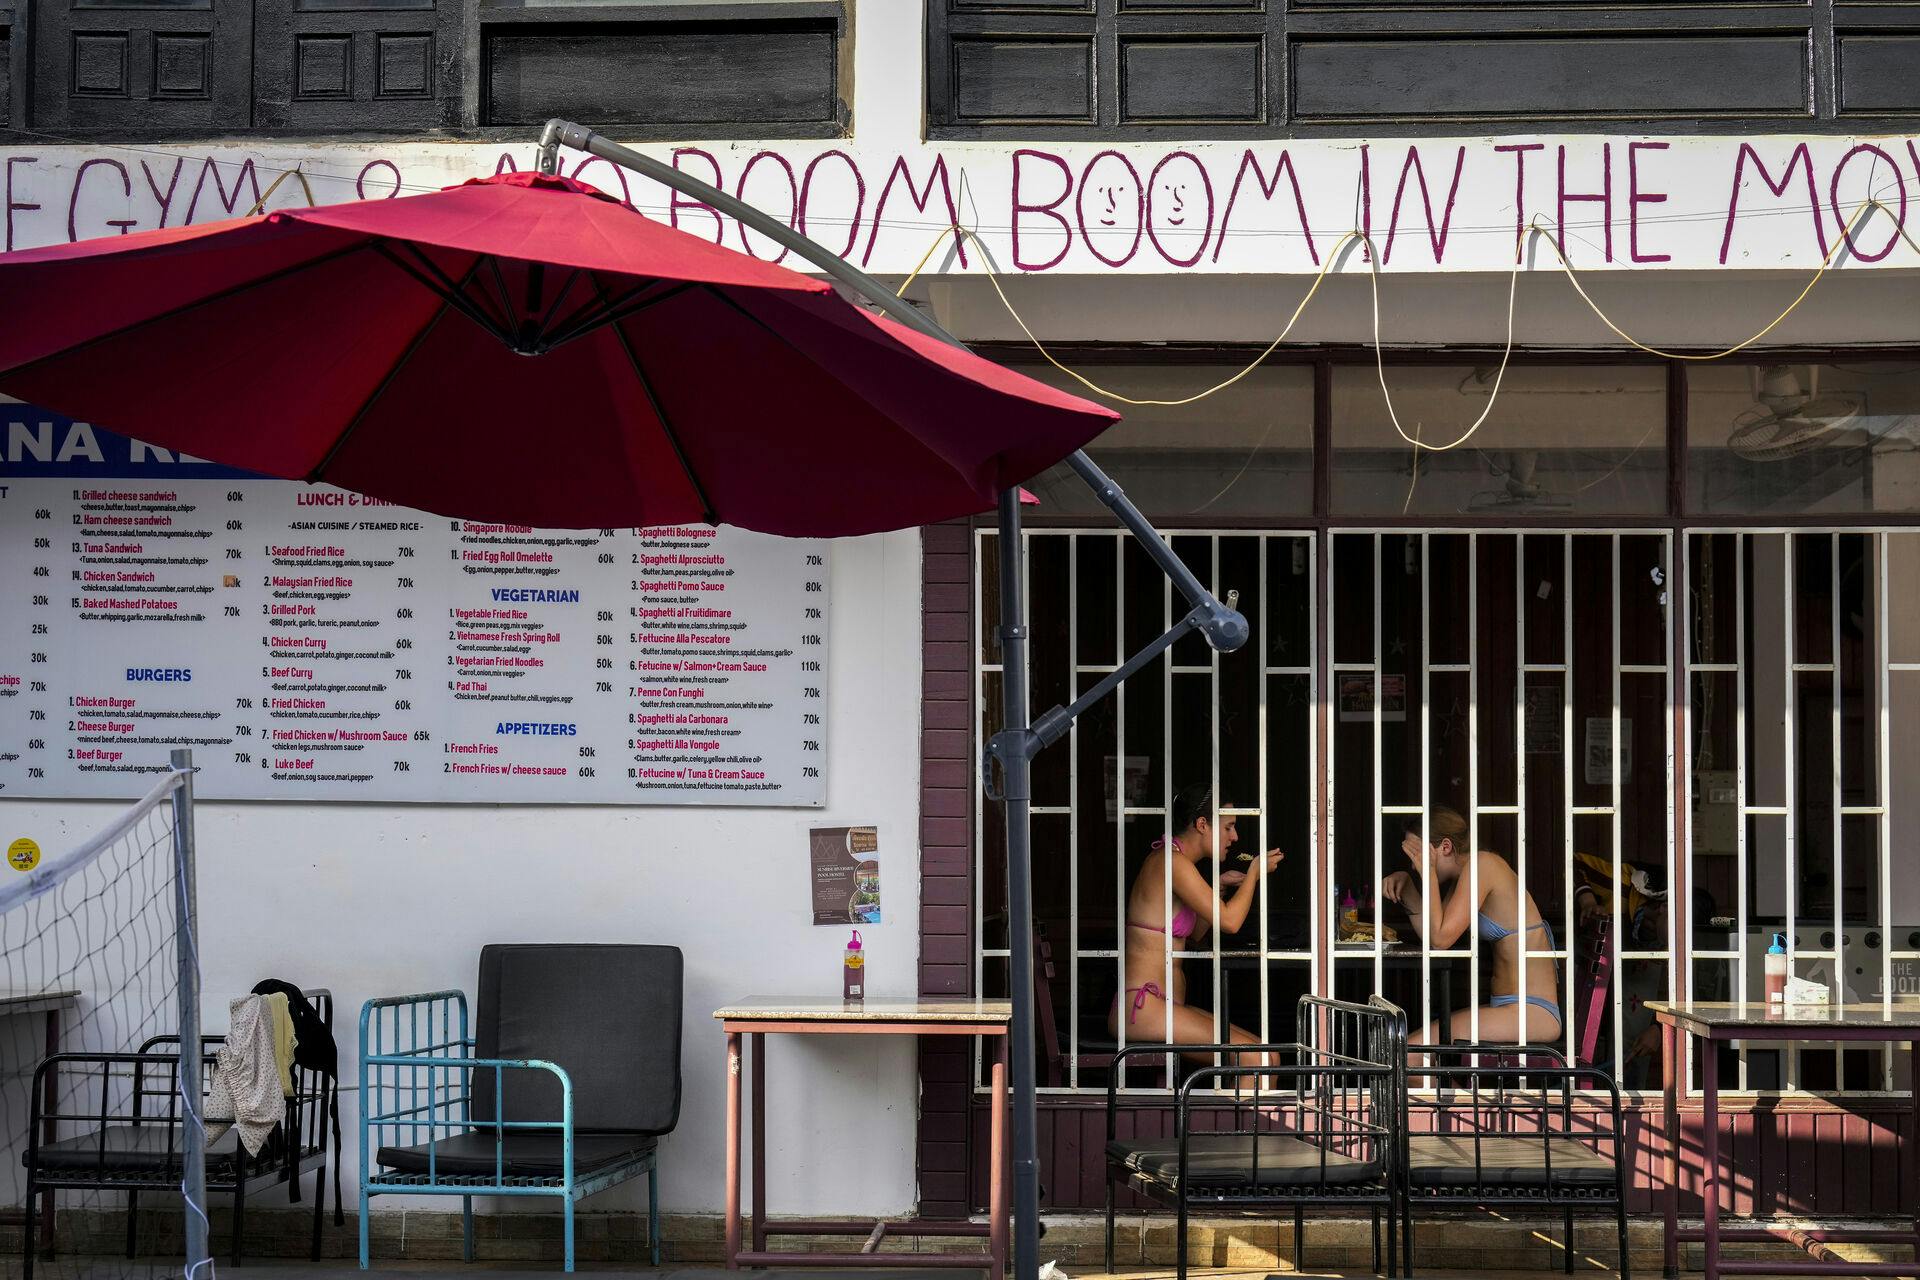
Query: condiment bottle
[
  {"left": 1765, "top": 933, "right": 1788, "bottom": 1011},
  {"left": 844, "top": 929, "right": 865, "bottom": 1004}
]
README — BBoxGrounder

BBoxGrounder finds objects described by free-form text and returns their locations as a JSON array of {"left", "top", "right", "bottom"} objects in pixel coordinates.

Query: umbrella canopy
[{"left": 0, "top": 172, "right": 1116, "bottom": 535}]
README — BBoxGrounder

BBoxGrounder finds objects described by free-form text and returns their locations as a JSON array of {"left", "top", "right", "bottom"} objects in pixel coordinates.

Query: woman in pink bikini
[{"left": 1107, "top": 783, "right": 1285, "bottom": 1055}]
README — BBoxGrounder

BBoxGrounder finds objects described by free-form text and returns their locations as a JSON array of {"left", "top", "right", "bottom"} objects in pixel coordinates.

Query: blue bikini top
[{"left": 1477, "top": 912, "right": 1556, "bottom": 949}]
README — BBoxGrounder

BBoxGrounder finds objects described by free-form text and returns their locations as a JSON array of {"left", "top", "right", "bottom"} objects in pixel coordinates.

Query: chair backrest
[
  {"left": 472, "top": 944, "right": 683, "bottom": 1135},
  {"left": 1031, "top": 927, "right": 1065, "bottom": 1087}
]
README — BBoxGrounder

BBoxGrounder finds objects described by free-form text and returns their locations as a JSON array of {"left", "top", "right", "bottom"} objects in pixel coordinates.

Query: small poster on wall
[
  {"left": 1524, "top": 685, "right": 1565, "bottom": 754},
  {"left": 810, "top": 826, "right": 881, "bottom": 926},
  {"left": 1583, "top": 717, "right": 1633, "bottom": 785},
  {"left": 1337, "top": 674, "right": 1406, "bottom": 723}
]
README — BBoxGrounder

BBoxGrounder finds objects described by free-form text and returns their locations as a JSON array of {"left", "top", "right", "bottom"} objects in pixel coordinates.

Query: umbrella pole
[
  {"left": 535, "top": 120, "right": 1248, "bottom": 1280},
  {"left": 993, "top": 486, "right": 1042, "bottom": 1280}
]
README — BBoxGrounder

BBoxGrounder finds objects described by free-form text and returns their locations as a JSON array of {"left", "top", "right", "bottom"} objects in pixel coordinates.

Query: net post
[{"left": 169, "top": 747, "right": 209, "bottom": 1280}]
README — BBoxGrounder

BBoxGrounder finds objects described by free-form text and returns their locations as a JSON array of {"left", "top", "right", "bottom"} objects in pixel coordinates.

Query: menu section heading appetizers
[{"left": 0, "top": 416, "right": 829, "bottom": 805}]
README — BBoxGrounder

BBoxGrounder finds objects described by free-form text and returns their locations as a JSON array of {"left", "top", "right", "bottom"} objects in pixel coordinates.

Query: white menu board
[{"left": 0, "top": 414, "right": 828, "bottom": 805}]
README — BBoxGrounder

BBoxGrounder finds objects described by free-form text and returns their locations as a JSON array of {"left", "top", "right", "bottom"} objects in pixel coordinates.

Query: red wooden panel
[
  {"left": 924, "top": 641, "right": 971, "bottom": 673},
  {"left": 925, "top": 583, "right": 970, "bottom": 614},
  {"left": 923, "top": 522, "right": 970, "bottom": 554},
  {"left": 923, "top": 669, "right": 970, "bottom": 700},
  {"left": 921, "top": 1140, "right": 967, "bottom": 1173},
  {"left": 920, "top": 963, "right": 969, "bottom": 993},
  {"left": 922, "top": 728, "right": 970, "bottom": 761},
  {"left": 924, "top": 551, "right": 972, "bottom": 583},
  {"left": 923, "top": 783, "right": 969, "bottom": 815},
  {"left": 922, "top": 904, "right": 970, "bottom": 936},
  {"left": 922, "top": 873, "right": 970, "bottom": 907},
  {"left": 923, "top": 935, "right": 971, "bottom": 967},
  {"left": 924, "top": 611, "right": 971, "bottom": 644},
  {"left": 922, "top": 757, "right": 970, "bottom": 790}
]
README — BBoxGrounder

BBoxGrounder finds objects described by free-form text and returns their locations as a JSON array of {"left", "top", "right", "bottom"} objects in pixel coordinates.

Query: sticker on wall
[
  {"left": 810, "top": 826, "right": 880, "bottom": 926},
  {"left": 1583, "top": 717, "right": 1633, "bottom": 785},
  {"left": 1524, "top": 685, "right": 1565, "bottom": 755},
  {"left": 1103, "top": 756, "right": 1151, "bottom": 822},
  {"left": 1337, "top": 674, "right": 1406, "bottom": 723},
  {"left": 7, "top": 837, "right": 41, "bottom": 872}
]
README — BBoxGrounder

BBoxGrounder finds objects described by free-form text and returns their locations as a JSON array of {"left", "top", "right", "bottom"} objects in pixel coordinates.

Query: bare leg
[
  {"left": 1406, "top": 1003, "right": 1561, "bottom": 1084},
  {"left": 1110, "top": 992, "right": 1277, "bottom": 1090}
]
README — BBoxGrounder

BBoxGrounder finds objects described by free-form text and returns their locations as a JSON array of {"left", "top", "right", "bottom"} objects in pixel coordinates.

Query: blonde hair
[{"left": 1417, "top": 806, "right": 1469, "bottom": 856}]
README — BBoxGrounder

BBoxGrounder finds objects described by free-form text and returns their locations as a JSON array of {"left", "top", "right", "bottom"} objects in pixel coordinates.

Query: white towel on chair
[{"left": 204, "top": 994, "right": 286, "bottom": 1156}]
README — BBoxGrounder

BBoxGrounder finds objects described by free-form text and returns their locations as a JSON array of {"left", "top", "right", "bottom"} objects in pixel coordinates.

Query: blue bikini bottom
[{"left": 1488, "top": 993, "right": 1564, "bottom": 1027}]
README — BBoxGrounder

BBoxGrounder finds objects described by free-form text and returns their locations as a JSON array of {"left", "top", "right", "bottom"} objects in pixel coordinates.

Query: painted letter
[
  {"left": 1075, "top": 151, "right": 1143, "bottom": 269},
  {"left": 68, "top": 158, "right": 136, "bottom": 242},
  {"left": 1010, "top": 149, "right": 1073, "bottom": 273},
  {"left": 669, "top": 148, "right": 726, "bottom": 245},
  {"left": 798, "top": 150, "right": 866, "bottom": 260},
  {"left": 734, "top": 151, "right": 799, "bottom": 264},
  {"left": 6, "top": 157, "right": 39, "bottom": 251},
  {"left": 1146, "top": 151, "right": 1214, "bottom": 269},
  {"left": 1214, "top": 150, "right": 1317, "bottom": 265},
  {"left": 1383, "top": 146, "right": 1466, "bottom": 266},
  {"left": 1719, "top": 143, "right": 1827, "bottom": 264},
  {"left": 1556, "top": 143, "right": 1613, "bottom": 263},
  {"left": 1829, "top": 143, "right": 1906, "bottom": 264},
  {"left": 863, "top": 154, "right": 967, "bottom": 269},
  {"left": 1494, "top": 143, "right": 1544, "bottom": 258},
  {"left": 1627, "top": 142, "right": 1670, "bottom": 264},
  {"left": 141, "top": 158, "right": 186, "bottom": 229},
  {"left": 353, "top": 159, "right": 402, "bottom": 202}
]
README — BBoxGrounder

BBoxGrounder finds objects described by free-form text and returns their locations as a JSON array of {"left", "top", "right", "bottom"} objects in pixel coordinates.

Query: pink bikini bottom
[{"left": 1113, "top": 982, "right": 1173, "bottom": 1025}]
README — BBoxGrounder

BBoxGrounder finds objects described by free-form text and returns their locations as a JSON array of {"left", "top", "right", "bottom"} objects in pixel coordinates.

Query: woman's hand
[
  {"left": 1218, "top": 869, "right": 1248, "bottom": 887},
  {"left": 1381, "top": 870, "right": 1415, "bottom": 905},
  {"left": 1250, "top": 848, "right": 1283, "bottom": 878}
]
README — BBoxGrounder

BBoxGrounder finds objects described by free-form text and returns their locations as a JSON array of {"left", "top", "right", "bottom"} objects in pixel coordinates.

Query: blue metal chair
[{"left": 358, "top": 944, "right": 682, "bottom": 1271}]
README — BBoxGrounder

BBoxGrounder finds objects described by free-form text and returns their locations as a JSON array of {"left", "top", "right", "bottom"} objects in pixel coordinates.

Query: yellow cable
[{"left": 889, "top": 197, "right": 1919, "bottom": 449}]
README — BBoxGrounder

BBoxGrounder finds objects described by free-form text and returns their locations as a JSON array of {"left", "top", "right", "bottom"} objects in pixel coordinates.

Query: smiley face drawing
[
  {"left": 1075, "top": 151, "right": 1143, "bottom": 267},
  {"left": 1147, "top": 152, "right": 1214, "bottom": 268}
]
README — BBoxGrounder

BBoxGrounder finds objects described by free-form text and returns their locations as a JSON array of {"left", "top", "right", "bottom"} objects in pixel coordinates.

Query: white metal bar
[
  {"left": 1621, "top": 664, "right": 1669, "bottom": 674},
  {"left": 1840, "top": 806, "right": 1887, "bottom": 816},
  {"left": 1310, "top": 532, "right": 1323, "bottom": 1017},
  {"left": 1067, "top": 534, "right": 1080, "bottom": 1089},
  {"left": 1736, "top": 533, "right": 1749, "bottom": 1092},
  {"left": 1663, "top": 532, "right": 1679, "bottom": 1095},
  {"left": 1515, "top": 531, "right": 1531, "bottom": 1062},
  {"left": 1830, "top": 534, "right": 1843, "bottom": 1066},
  {"left": 1113, "top": 534, "right": 1129, "bottom": 1086},
  {"left": 1610, "top": 535, "right": 1624, "bottom": 1072},
  {"left": 1878, "top": 534, "right": 1895, "bottom": 1088},
  {"left": 1380, "top": 533, "right": 1391, "bottom": 1012},
  {"left": 1258, "top": 535, "right": 1271, "bottom": 1046},
  {"left": 1264, "top": 666, "right": 1314, "bottom": 676},
  {"left": 1161, "top": 536, "right": 1175, "bottom": 1079},
  {"left": 1473, "top": 535, "right": 1490, "bottom": 1046},
  {"left": 1210, "top": 536, "right": 1224, "bottom": 1057},
  {"left": 1561, "top": 535, "right": 1573, "bottom": 1067},
  {"left": 1784, "top": 534, "right": 1799, "bottom": 1090}
]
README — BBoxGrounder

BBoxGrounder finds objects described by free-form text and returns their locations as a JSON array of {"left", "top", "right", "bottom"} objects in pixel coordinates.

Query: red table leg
[
  {"left": 726, "top": 1031, "right": 742, "bottom": 1271},
  {"left": 1664, "top": 1021, "right": 1680, "bottom": 1278},
  {"left": 752, "top": 1033, "right": 766, "bottom": 1254},
  {"left": 1701, "top": 1039, "right": 1720, "bottom": 1280},
  {"left": 989, "top": 1036, "right": 1008, "bottom": 1280}
]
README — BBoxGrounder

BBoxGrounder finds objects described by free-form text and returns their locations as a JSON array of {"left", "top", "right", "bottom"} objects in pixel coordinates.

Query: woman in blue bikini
[
  {"left": 1381, "top": 805, "right": 1564, "bottom": 1047},
  {"left": 1106, "top": 783, "right": 1285, "bottom": 1056}
]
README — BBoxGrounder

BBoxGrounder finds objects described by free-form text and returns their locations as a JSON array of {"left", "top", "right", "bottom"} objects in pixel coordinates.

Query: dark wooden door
[
  {"left": 32, "top": 0, "right": 252, "bottom": 133},
  {"left": 252, "top": 0, "right": 460, "bottom": 131}
]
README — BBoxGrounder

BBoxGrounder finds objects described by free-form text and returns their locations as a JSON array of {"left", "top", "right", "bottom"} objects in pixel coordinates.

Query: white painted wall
[{"left": 0, "top": 529, "right": 925, "bottom": 1218}]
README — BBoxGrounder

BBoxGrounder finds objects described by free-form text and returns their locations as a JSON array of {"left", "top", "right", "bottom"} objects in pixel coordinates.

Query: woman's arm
[
  {"left": 1424, "top": 852, "right": 1497, "bottom": 950},
  {"left": 1168, "top": 851, "right": 1279, "bottom": 935}
]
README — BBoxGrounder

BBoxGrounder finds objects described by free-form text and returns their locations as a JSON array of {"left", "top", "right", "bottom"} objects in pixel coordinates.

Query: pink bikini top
[{"left": 1129, "top": 837, "right": 1199, "bottom": 940}]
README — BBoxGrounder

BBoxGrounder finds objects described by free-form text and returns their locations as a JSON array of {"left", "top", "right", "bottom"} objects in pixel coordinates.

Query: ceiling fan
[
  {"left": 1466, "top": 449, "right": 1573, "bottom": 512},
  {"left": 1728, "top": 365, "right": 1867, "bottom": 463}
]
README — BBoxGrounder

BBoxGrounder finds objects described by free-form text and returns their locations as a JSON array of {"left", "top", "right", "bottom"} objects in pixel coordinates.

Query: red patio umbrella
[{"left": 0, "top": 171, "right": 1115, "bottom": 535}]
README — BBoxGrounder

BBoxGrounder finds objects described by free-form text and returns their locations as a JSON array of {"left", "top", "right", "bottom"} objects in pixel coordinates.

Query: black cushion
[
  {"left": 375, "top": 1131, "right": 655, "bottom": 1179},
  {"left": 30, "top": 1125, "right": 243, "bottom": 1174},
  {"left": 1107, "top": 1134, "right": 1383, "bottom": 1188},
  {"left": 1407, "top": 1135, "right": 1617, "bottom": 1187},
  {"left": 472, "top": 944, "right": 683, "bottom": 1137}
]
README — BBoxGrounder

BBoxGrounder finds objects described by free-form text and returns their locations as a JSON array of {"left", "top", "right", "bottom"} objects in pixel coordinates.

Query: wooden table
[
  {"left": 1, "top": 990, "right": 79, "bottom": 1240},
  {"left": 715, "top": 997, "right": 1011, "bottom": 1279},
  {"left": 1650, "top": 1000, "right": 1920, "bottom": 1280}
]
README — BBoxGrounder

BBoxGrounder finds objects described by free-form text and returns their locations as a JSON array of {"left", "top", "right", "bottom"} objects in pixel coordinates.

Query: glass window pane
[
  {"left": 1016, "top": 364, "right": 1313, "bottom": 519},
  {"left": 1688, "top": 362, "right": 1920, "bottom": 515},
  {"left": 1331, "top": 365, "right": 1667, "bottom": 516}
]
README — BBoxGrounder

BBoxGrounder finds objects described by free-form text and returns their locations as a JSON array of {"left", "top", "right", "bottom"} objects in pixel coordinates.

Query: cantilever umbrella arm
[{"left": 536, "top": 119, "right": 1250, "bottom": 1280}]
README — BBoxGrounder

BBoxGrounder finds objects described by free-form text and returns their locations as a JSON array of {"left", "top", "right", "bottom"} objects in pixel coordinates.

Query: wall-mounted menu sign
[{"left": 0, "top": 413, "right": 829, "bottom": 806}]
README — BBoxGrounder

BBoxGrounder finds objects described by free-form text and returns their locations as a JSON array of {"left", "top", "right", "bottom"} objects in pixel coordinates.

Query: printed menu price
[{"left": 0, "top": 414, "right": 829, "bottom": 806}]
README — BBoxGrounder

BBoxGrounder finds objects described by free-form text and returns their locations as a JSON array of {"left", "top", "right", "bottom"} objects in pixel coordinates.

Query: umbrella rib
[
  {"left": 308, "top": 262, "right": 481, "bottom": 485},
  {"left": 373, "top": 243, "right": 509, "bottom": 344},
  {"left": 0, "top": 241, "right": 373, "bottom": 383},
  {"left": 483, "top": 254, "right": 520, "bottom": 336},
  {"left": 542, "top": 281, "right": 700, "bottom": 354},
  {"left": 522, "top": 267, "right": 586, "bottom": 352},
  {"left": 594, "top": 273, "right": 718, "bottom": 526},
  {"left": 535, "top": 275, "right": 659, "bottom": 353}
]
